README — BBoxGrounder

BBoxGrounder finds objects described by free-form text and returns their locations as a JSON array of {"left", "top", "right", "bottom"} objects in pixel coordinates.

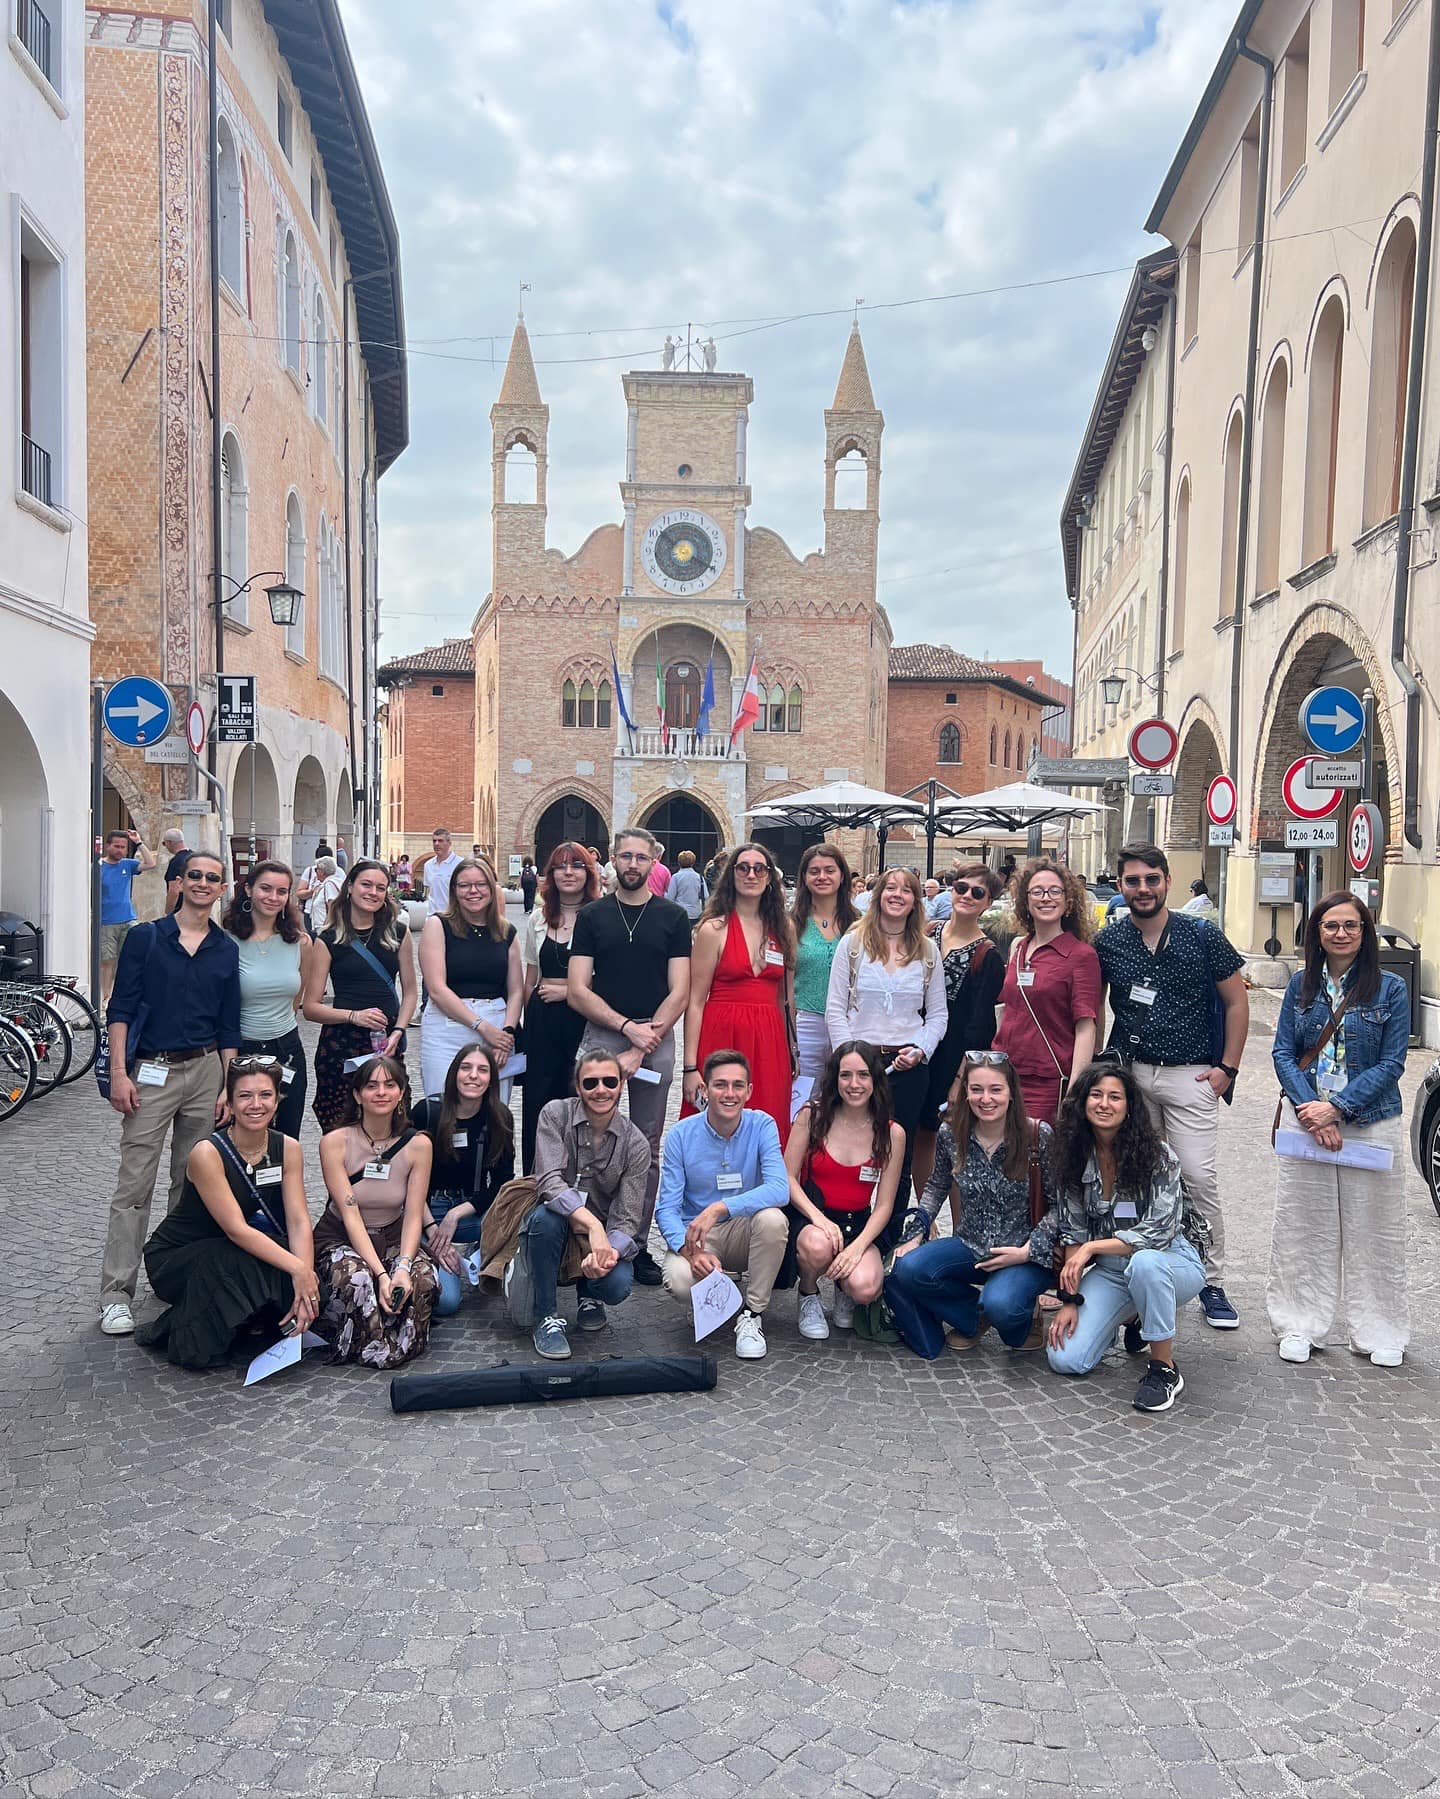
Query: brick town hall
[{"left": 471, "top": 319, "right": 894, "bottom": 871}]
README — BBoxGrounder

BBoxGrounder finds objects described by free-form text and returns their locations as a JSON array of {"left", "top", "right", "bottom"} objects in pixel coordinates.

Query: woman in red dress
[{"left": 680, "top": 842, "right": 796, "bottom": 1138}]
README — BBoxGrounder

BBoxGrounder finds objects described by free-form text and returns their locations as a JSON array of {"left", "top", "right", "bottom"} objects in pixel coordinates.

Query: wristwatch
[{"left": 1217, "top": 1062, "right": 1239, "bottom": 1083}]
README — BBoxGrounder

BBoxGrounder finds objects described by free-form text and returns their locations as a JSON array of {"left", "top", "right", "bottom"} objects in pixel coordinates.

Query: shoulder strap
[
  {"left": 211, "top": 1130, "right": 288, "bottom": 1237},
  {"left": 1027, "top": 1119, "right": 1045, "bottom": 1229},
  {"left": 347, "top": 936, "right": 399, "bottom": 1017},
  {"left": 1296, "top": 987, "right": 1354, "bottom": 1073},
  {"left": 1013, "top": 946, "right": 1067, "bottom": 1080}
]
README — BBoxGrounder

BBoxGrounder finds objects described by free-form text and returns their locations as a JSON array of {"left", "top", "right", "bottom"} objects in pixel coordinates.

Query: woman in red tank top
[{"left": 783, "top": 1040, "right": 904, "bottom": 1342}]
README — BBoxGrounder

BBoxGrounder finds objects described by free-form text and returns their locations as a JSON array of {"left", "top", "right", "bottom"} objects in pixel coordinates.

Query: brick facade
[
  {"left": 885, "top": 644, "right": 1048, "bottom": 800},
  {"left": 379, "top": 639, "right": 475, "bottom": 859}
]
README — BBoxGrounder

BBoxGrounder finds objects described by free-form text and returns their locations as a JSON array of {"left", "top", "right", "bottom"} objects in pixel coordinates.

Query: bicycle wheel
[
  {"left": 0, "top": 992, "right": 71, "bottom": 1094},
  {"left": 43, "top": 982, "right": 101, "bottom": 1083},
  {"left": 0, "top": 1018, "right": 37, "bottom": 1120}
]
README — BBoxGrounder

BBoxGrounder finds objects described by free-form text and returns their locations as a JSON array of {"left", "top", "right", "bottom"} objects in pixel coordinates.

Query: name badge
[
  {"left": 452, "top": 1131, "right": 468, "bottom": 1149},
  {"left": 765, "top": 947, "right": 785, "bottom": 967},
  {"left": 859, "top": 1165, "right": 880, "bottom": 1185},
  {"left": 1113, "top": 1200, "right": 1139, "bottom": 1221},
  {"left": 137, "top": 1061, "right": 170, "bottom": 1087},
  {"left": 1015, "top": 971, "right": 1036, "bottom": 989},
  {"left": 1130, "top": 984, "right": 1158, "bottom": 1007},
  {"left": 715, "top": 1172, "right": 743, "bottom": 1193},
  {"left": 1316, "top": 1071, "right": 1348, "bottom": 1096},
  {"left": 255, "top": 1165, "right": 283, "bottom": 1187},
  {"left": 279, "top": 1065, "right": 296, "bottom": 1086},
  {"left": 362, "top": 1160, "right": 388, "bottom": 1181}
]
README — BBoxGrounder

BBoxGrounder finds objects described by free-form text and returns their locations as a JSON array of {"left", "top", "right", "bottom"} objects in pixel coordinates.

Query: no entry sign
[
  {"left": 1205, "top": 774, "right": 1237, "bottom": 826},
  {"left": 1281, "top": 756, "right": 1345, "bottom": 822},
  {"left": 1127, "top": 718, "right": 1179, "bottom": 770}
]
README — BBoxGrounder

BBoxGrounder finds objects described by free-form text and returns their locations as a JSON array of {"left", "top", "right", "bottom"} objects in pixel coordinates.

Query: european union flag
[{"left": 696, "top": 654, "right": 716, "bottom": 738}]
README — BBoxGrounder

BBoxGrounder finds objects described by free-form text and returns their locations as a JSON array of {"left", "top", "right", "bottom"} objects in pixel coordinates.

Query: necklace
[
  {"left": 230, "top": 1125, "right": 269, "bottom": 1171},
  {"left": 812, "top": 911, "right": 837, "bottom": 937},
  {"left": 361, "top": 1120, "right": 397, "bottom": 1156},
  {"left": 615, "top": 893, "right": 651, "bottom": 944}
]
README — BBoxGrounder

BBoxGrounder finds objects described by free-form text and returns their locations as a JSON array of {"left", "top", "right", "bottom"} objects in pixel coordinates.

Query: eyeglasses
[
  {"left": 1320, "top": 919, "right": 1362, "bottom": 934},
  {"left": 1028, "top": 885, "right": 1064, "bottom": 901},
  {"left": 579, "top": 1074, "right": 621, "bottom": 1091},
  {"left": 615, "top": 852, "right": 651, "bottom": 864},
  {"left": 963, "top": 1050, "right": 1010, "bottom": 1066},
  {"left": 186, "top": 870, "right": 224, "bottom": 884},
  {"left": 734, "top": 861, "right": 769, "bottom": 876},
  {"left": 454, "top": 883, "right": 489, "bottom": 895},
  {"left": 1121, "top": 873, "right": 1166, "bottom": 889},
  {"left": 553, "top": 860, "right": 587, "bottom": 871}
]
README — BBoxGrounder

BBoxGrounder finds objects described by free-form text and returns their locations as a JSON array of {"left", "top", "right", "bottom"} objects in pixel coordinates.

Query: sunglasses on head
[
  {"left": 963, "top": 1050, "right": 1009, "bottom": 1067},
  {"left": 232, "top": 1054, "right": 280, "bottom": 1072},
  {"left": 579, "top": 1073, "right": 621, "bottom": 1092}
]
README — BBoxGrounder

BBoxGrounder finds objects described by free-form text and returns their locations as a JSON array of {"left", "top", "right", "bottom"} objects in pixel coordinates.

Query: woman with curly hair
[
  {"left": 1045, "top": 1060, "right": 1206, "bottom": 1413},
  {"left": 520, "top": 842, "right": 600, "bottom": 1171},
  {"left": 680, "top": 841, "right": 795, "bottom": 1138},
  {"left": 783, "top": 1041, "right": 904, "bottom": 1339},
  {"left": 992, "top": 858, "right": 1100, "bottom": 1124},
  {"left": 789, "top": 842, "right": 859, "bottom": 1083},
  {"left": 303, "top": 860, "right": 417, "bottom": 1131}
]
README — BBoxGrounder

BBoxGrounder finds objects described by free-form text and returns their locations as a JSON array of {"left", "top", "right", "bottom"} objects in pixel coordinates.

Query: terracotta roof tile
[{"left": 378, "top": 637, "right": 475, "bottom": 681}]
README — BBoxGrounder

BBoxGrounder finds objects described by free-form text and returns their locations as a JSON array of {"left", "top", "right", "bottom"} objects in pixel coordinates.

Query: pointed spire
[
  {"left": 497, "top": 318, "right": 542, "bottom": 406},
  {"left": 831, "top": 320, "right": 875, "bottom": 411}
]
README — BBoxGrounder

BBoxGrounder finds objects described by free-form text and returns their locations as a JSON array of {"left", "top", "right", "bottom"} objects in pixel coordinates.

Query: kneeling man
[{"left": 657, "top": 1050, "right": 789, "bottom": 1359}]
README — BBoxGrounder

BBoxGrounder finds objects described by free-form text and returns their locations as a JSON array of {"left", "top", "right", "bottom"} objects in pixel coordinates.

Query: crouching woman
[
  {"left": 1045, "top": 1061, "right": 1206, "bottom": 1414},
  {"left": 136, "top": 1056, "right": 319, "bottom": 1369}
]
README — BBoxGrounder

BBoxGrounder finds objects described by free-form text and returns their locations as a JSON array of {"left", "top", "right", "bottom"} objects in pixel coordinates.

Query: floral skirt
[
  {"left": 316, "top": 1214, "right": 437, "bottom": 1369},
  {"left": 312, "top": 1022, "right": 407, "bottom": 1133}
]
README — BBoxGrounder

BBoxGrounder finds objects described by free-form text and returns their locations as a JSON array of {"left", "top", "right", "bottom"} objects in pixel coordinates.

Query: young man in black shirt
[{"left": 568, "top": 827, "right": 691, "bottom": 1283}]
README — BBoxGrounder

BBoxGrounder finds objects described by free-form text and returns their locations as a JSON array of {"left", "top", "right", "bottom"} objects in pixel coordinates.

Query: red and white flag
[{"left": 730, "top": 656, "right": 761, "bottom": 745}]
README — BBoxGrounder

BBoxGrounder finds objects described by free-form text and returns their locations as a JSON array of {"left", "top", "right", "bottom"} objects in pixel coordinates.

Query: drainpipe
[
  {"left": 207, "top": 0, "right": 223, "bottom": 706},
  {"left": 1138, "top": 272, "right": 1177, "bottom": 845},
  {"left": 341, "top": 275, "right": 359, "bottom": 846},
  {"left": 1391, "top": 0, "right": 1440, "bottom": 851}
]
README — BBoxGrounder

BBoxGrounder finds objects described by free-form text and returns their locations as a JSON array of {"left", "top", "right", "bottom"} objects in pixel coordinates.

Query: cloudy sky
[{"left": 344, "top": 0, "right": 1237, "bottom": 672}]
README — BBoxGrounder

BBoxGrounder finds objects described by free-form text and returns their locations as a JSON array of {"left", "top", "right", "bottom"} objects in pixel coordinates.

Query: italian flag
[
  {"left": 731, "top": 655, "right": 761, "bottom": 746},
  {"left": 655, "top": 642, "right": 668, "bottom": 748}
]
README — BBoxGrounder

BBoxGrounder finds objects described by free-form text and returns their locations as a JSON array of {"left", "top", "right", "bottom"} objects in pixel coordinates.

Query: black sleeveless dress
[
  {"left": 520, "top": 930, "right": 586, "bottom": 1173},
  {"left": 136, "top": 1128, "right": 297, "bottom": 1370}
]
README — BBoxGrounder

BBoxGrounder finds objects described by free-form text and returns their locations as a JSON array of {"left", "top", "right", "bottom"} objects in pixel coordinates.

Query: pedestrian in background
[
  {"left": 664, "top": 849, "right": 707, "bottom": 922},
  {"left": 98, "top": 826, "right": 157, "bottom": 1003},
  {"left": 222, "top": 858, "right": 311, "bottom": 1137},
  {"left": 160, "top": 829, "right": 189, "bottom": 912},
  {"left": 1095, "top": 844, "right": 1247, "bottom": 1331},
  {"left": 647, "top": 840, "right": 672, "bottom": 897},
  {"left": 416, "top": 826, "right": 462, "bottom": 916},
  {"left": 1268, "top": 892, "right": 1409, "bottom": 1368},
  {"left": 520, "top": 857, "right": 538, "bottom": 914},
  {"left": 305, "top": 856, "right": 342, "bottom": 935},
  {"left": 992, "top": 858, "right": 1099, "bottom": 1125},
  {"left": 417, "top": 855, "right": 521, "bottom": 1099},
  {"left": 790, "top": 842, "right": 858, "bottom": 1082}
]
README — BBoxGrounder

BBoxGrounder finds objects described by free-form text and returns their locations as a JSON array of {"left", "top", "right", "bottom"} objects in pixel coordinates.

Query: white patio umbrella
[
  {"left": 931, "top": 780, "right": 1115, "bottom": 833},
  {"left": 746, "top": 780, "right": 927, "bottom": 831}
]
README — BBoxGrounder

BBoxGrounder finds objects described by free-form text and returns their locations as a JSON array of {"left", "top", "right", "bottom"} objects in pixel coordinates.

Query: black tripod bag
[{"left": 390, "top": 1354, "right": 717, "bottom": 1414}]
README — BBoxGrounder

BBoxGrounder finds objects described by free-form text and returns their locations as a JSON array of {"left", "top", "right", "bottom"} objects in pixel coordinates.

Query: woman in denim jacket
[{"left": 1268, "top": 891, "right": 1409, "bottom": 1368}]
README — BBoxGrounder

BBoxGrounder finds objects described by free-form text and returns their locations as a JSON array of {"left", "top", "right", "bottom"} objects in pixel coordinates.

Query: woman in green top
[
  {"left": 790, "top": 843, "right": 859, "bottom": 1082},
  {"left": 222, "top": 860, "right": 313, "bottom": 1136}
]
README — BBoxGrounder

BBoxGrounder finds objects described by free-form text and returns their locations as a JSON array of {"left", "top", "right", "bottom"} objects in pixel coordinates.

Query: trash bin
[
  {"left": 0, "top": 912, "right": 43, "bottom": 979},
  {"left": 1376, "top": 925, "right": 1421, "bottom": 1045}
]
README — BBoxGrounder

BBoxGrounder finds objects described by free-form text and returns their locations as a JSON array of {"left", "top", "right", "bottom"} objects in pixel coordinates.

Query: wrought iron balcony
[{"left": 21, "top": 434, "right": 52, "bottom": 509}]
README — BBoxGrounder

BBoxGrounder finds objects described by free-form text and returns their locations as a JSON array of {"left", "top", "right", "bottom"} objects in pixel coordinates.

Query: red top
[
  {"left": 681, "top": 911, "right": 791, "bottom": 1138},
  {"left": 805, "top": 1141, "right": 879, "bottom": 1212},
  {"left": 993, "top": 931, "right": 1102, "bottom": 1079}
]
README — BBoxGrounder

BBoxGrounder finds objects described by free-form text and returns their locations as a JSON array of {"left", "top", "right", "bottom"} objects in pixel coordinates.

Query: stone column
[
  {"left": 735, "top": 409, "right": 747, "bottom": 484},
  {"left": 626, "top": 403, "right": 638, "bottom": 481},
  {"left": 622, "top": 503, "right": 636, "bottom": 596},
  {"left": 732, "top": 506, "right": 746, "bottom": 600}
]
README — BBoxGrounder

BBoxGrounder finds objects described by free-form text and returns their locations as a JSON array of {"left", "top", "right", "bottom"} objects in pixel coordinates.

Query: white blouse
[{"left": 824, "top": 932, "right": 948, "bottom": 1061}]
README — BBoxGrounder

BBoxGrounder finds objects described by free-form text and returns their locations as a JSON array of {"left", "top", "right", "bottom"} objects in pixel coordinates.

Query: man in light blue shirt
[
  {"left": 923, "top": 876, "right": 952, "bottom": 924},
  {"left": 657, "top": 1050, "right": 789, "bottom": 1360}
]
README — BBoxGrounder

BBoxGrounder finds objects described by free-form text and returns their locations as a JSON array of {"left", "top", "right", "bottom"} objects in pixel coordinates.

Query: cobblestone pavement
[{"left": 3, "top": 1010, "right": 1440, "bottom": 1799}]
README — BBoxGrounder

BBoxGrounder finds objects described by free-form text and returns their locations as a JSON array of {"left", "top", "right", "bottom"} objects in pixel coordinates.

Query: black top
[
  {"left": 1095, "top": 911, "right": 1245, "bottom": 1067},
  {"left": 571, "top": 894, "right": 692, "bottom": 1021},
  {"left": 440, "top": 921, "right": 514, "bottom": 999},
  {"left": 411, "top": 1095, "right": 515, "bottom": 1205},
  {"left": 147, "top": 1128, "right": 287, "bottom": 1255},
  {"left": 520, "top": 869, "right": 538, "bottom": 903},
  {"left": 321, "top": 926, "right": 401, "bottom": 1022},
  {"left": 164, "top": 850, "right": 190, "bottom": 885},
  {"left": 107, "top": 916, "right": 242, "bottom": 1054},
  {"left": 936, "top": 934, "right": 1005, "bottom": 1050}
]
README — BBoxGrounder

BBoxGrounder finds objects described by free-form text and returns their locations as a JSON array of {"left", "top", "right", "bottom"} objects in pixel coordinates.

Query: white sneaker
[
  {"left": 798, "top": 1294, "right": 829, "bottom": 1340},
  {"left": 734, "top": 1310, "right": 767, "bottom": 1359},
  {"left": 100, "top": 1303, "right": 135, "bottom": 1336},
  {"left": 1370, "top": 1348, "right": 1404, "bottom": 1367},
  {"left": 1278, "top": 1335, "right": 1311, "bottom": 1363},
  {"left": 832, "top": 1291, "right": 855, "bottom": 1330}
]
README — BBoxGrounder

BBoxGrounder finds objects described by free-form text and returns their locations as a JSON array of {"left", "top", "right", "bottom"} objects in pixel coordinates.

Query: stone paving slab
[{"left": 1, "top": 1018, "right": 1438, "bottom": 1796}]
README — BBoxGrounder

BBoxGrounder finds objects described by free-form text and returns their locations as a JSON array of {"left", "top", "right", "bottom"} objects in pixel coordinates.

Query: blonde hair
[
  {"left": 442, "top": 856, "right": 509, "bottom": 942},
  {"left": 854, "top": 866, "right": 929, "bottom": 967}
]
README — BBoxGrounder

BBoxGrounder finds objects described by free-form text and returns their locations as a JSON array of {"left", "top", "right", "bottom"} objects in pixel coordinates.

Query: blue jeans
[
  {"left": 522, "top": 1203, "right": 635, "bottom": 1318},
  {"left": 1046, "top": 1241, "right": 1206, "bottom": 1375},
  {"left": 430, "top": 1191, "right": 483, "bottom": 1319},
  {"left": 886, "top": 1237, "right": 1054, "bottom": 1359}
]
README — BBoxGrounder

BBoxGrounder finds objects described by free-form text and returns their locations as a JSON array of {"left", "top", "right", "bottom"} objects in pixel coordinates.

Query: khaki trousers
[
  {"left": 661, "top": 1209, "right": 790, "bottom": 1316},
  {"left": 1130, "top": 1060, "right": 1224, "bottom": 1281},
  {"left": 100, "top": 1054, "right": 222, "bottom": 1309}
]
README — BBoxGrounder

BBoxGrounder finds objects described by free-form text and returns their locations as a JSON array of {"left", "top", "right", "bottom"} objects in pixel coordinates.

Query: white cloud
[{"left": 343, "top": 0, "right": 1236, "bottom": 669}]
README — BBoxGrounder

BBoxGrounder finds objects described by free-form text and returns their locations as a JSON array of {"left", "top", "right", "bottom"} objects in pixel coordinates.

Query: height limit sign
[{"left": 216, "top": 674, "right": 256, "bottom": 743}]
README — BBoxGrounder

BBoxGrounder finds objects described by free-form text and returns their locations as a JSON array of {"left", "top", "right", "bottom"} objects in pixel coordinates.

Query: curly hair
[
  {"left": 804, "top": 1039, "right": 894, "bottom": 1168},
  {"left": 791, "top": 842, "right": 859, "bottom": 938},
  {"left": 1012, "top": 858, "right": 1093, "bottom": 942},
  {"left": 699, "top": 841, "right": 795, "bottom": 968},
  {"left": 1048, "top": 1061, "right": 1165, "bottom": 1200}
]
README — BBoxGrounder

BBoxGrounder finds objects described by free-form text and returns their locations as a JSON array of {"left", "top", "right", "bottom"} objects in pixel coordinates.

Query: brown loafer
[{"left": 945, "top": 1321, "right": 992, "bottom": 1351}]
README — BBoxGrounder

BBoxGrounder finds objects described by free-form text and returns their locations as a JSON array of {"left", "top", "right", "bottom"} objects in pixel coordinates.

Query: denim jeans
[
  {"left": 430, "top": 1191, "right": 483, "bottom": 1319},
  {"left": 523, "top": 1202, "right": 635, "bottom": 1317},
  {"left": 1046, "top": 1240, "right": 1206, "bottom": 1375},
  {"left": 886, "top": 1237, "right": 1054, "bottom": 1359}
]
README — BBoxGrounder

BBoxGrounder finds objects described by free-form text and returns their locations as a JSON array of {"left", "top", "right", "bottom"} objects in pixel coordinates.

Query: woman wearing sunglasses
[
  {"left": 911, "top": 863, "right": 1006, "bottom": 1205},
  {"left": 507, "top": 1050, "right": 651, "bottom": 1360},
  {"left": 135, "top": 1055, "right": 318, "bottom": 1368},
  {"left": 221, "top": 859, "right": 312, "bottom": 1137},
  {"left": 412, "top": 1044, "right": 516, "bottom": 1316},
  {"left": 992, "top": 858, "right": 1100, "bottom": 1124},
  {"left": 520, "top": 842, "right": 600, "bottom": 1172},
  {"left": 680, "top": 843, "right": 796, "bottom": 1140},
  {"left": 1267, "top": 892, "right": 1410, "bottom": 1367},
  {"left": 886, "top": 1051, "right": 1059, "bottom": 1358}
]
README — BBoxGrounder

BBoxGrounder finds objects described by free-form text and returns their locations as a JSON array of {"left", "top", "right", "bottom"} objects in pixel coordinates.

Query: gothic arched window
[
  {"left": 597, "top": 680, "right": 613, "bottom": 728},
  {"left": 561, "top": 679, "right": 577, "bottom": 727},
  {"left": 938, "top": 722, "right": 960, "bottom": 764},
  {"left": 989, "top": 724, "right": 998, "bottom": 763},
  {"left": 579, "top": 679, "right": 596, "bottom": 727}
]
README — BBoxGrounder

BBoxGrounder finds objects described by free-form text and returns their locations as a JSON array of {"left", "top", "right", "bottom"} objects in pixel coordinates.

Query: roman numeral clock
[{"left": 641, "top": 509, "right": 728, "bottom": 595}]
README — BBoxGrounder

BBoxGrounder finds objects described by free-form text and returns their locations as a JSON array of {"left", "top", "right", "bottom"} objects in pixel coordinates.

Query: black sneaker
[
  {"left": 1133, "top": 1359, "right": 1184, "bottom": 1413},
  {"left": 1123, "top": 1316, "right": 1145, "bottom": 1356},
  {"left": 1198, "top": 1284, "right": 1239, "bottom": 1329},
  {"left": 632, "top": 1244, "right": 663, "bottom": 1287}
]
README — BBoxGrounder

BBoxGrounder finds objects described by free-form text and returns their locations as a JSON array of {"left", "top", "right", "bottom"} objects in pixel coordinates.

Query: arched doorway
[
  {"left": 231, "top": 743, "right": 282, "bottom": 879},
  {"left": 641, "top": 794, "right": 723, "bottom": 871},
  {"left": 0, "top": 691, "right": 49, "bottom": 924},
  {"left": 292, "top": 755, "right": 329, "bottom": 874},
  {"left": 1168, "top": 716, "right": 1226, "bottom": 895},
  {"left": 536, "top": 794, "right": 609, "bottom": 869}
]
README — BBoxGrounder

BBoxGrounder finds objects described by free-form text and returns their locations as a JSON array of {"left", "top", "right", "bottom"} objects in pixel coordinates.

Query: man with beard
[
  {"left": 1095, "top": 844, "right": 1249, "bottom": 1330},
  {"left": 568, "top": 826, "right": 692, "bottom": 1284}
]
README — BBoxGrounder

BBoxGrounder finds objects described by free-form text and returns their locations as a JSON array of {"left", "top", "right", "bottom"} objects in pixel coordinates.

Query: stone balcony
[{"left": 621, "top": 729, "right": 741, "bottom": 761}]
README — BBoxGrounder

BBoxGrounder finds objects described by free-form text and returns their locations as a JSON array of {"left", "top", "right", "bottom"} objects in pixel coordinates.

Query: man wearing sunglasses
[
  {"left": 99, "top": 850, "right": 241, "bottom": 1336},
  {"left": 1095, "top": 843, "right": 1248, "bottom": 1331},
  {"left": 508, "top": 1051, "right": 651, "bottom": 1359}
]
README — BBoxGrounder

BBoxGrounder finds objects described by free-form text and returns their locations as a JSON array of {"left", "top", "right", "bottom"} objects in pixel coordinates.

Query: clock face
[{"left": 640, "top": 509, "right": 727, "bottom": 595}]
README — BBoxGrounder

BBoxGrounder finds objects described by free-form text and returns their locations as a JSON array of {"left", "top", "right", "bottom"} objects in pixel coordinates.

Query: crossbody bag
[
  {"left": 212, "top": 1128, "right": 289, "bottom": 1241},
  {"left": 1013, "top": 938, "right": 1070, "bottom": 1110},
  {"left": 346, "top": 937, "right": 400, "bottom": 1026},
  {"left": 1270, "top": 988, "right": 1353, "bottom": 1146}
]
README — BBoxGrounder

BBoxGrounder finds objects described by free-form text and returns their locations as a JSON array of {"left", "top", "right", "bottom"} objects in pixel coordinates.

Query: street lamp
[
  {"left": 1100, "top": 665, "right": 1160, "bottom": 708},
  {"left": 214, "top": 569, "right": 304, "bottom": 627}
]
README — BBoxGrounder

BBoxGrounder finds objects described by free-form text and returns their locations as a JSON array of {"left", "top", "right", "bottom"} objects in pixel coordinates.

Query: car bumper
[{"left": 1410, "top": 1059, "right": 1440, "bottom": 1177}]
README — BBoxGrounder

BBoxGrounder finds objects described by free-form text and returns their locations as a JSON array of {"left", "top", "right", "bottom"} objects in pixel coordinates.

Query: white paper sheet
[
  {"left": 631, "top": 1065, "right": 662, "bottom": 1084},
  {"left": 243, "top": 1330, "right": 327, "bottom": 1386},
  {"left": 690, "top": 1268, "right": 744, "bottom": 1341},
  {"left": 789, "top": 1076, "right": 815, "bottom": 1122},
  {"left": 1274, "top": 1128, "right": 1395, "bottom": 1172},
  {"left": 500, "top": 1053, "right": 526, "bottom": 1080}
]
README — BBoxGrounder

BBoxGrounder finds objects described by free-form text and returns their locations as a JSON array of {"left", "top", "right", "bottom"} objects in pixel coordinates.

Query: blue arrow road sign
[
  {"left": 1298, "top": 686, "right": 1364, "bottom": 756},
  {"left": 103, "top": 676, "right": 173, "bottom": 747}
]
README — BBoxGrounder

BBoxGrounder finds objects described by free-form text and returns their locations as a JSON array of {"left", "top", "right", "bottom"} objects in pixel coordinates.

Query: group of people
[{"left": 96, "top": 824, "right": 1413, "bottom": 1412}]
